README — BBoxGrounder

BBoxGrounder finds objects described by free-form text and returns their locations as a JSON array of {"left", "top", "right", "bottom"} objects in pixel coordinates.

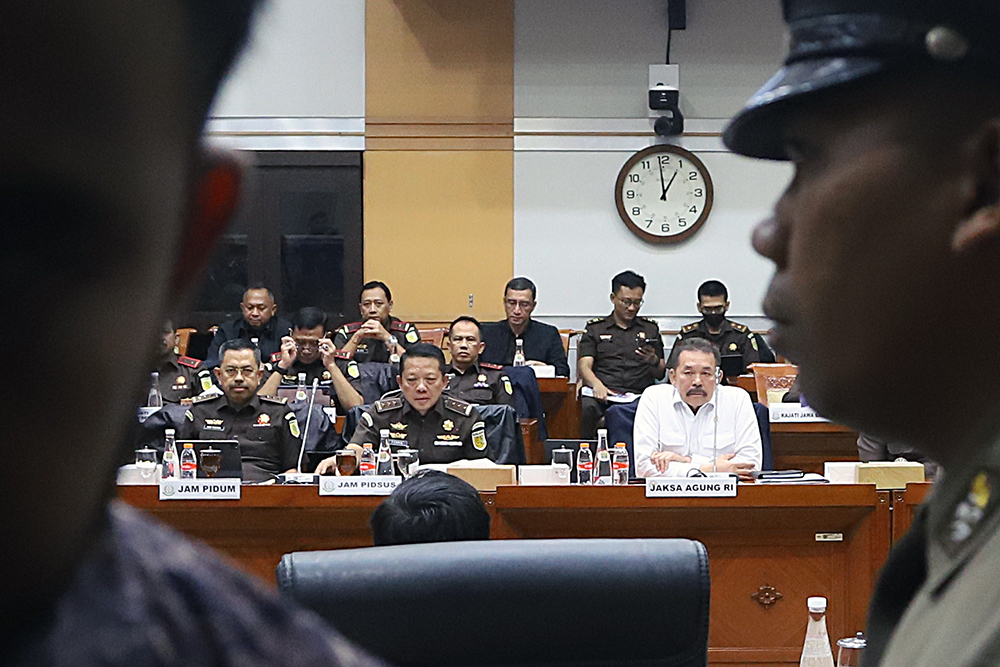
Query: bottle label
[
  {"left": 378, "top": 452, "right": 391, "bottom": 462},
  {"left": 360, "top": 462, "right": 376, "bottom": 473},
  {"left": 578, "top": 461, "right": 593, "bottom": 470}
]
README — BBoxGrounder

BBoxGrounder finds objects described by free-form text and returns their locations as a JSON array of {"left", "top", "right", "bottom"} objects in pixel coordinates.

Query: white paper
[{"left": 580, "top": 387, "right": 641, "bottom": 403}]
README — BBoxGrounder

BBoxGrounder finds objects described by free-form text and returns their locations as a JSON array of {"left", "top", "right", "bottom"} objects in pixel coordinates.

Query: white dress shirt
[{"left": 633, "top": 384, "right": 762, "bottom": 477}]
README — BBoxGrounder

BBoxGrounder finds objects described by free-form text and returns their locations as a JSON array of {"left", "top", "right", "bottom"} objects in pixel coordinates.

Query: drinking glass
[
  {"left": 551, "top": 447, "right": 574, "bottom": 483},
  {"left": 200, "top": 448, "right": 222, "bottom": 478},
  {"left": 334, "top": 449, "right": 358, "bottom": 476},
  {"left": 135, "top": 448, "right": 158, "bottom": 479},
  {"left": 394, "top": 449, "right": 420, "bottom": 479},
  {"left": 836, "top": 633, "right": 865, "bottom": 667}
]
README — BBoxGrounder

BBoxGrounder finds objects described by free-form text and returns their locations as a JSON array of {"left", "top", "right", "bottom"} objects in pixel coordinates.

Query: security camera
[{"left": 649, "top": 83, "right": 684, "bottom": 136}]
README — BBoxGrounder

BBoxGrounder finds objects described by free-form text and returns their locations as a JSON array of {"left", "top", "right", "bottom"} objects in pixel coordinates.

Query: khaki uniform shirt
[
  {"left": 154, "top": 354, "right": 213, "bottom": 404},
  {"left": 444, "top": 362, "right": 514, "bottom": 407},
  {"left": 350, "top": 390, "right": 487, "bottom": 464},
  {"left": 673, "top": 319, "right": 763, "bottom": 373},
  {"left": 578, "top": 314, "right": 664, "bottom": 394},
  {"left": 333, "top": 316, "right": 421, "bottom": 364},
  {"left": 180, "top": 394, "right": 301, "bottom": 482}
]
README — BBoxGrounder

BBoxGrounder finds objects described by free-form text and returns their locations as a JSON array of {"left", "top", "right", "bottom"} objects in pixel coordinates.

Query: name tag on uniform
[
  {"left": 159, "top": 478, "right": 241, "bottom": 500},
  {"left": 319, "top": 476, "right": 401, "bottom": 496},
  {"left": 645, "top": 476, "right": 737, "bottom": 497},
  {"left": 434, "top": 440, "right": 461, "bottom": 447}
]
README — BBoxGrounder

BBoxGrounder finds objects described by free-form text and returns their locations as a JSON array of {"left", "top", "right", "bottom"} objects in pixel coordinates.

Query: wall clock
[{"left": 614, "top": 144, "right": 714, "bottom": 244}]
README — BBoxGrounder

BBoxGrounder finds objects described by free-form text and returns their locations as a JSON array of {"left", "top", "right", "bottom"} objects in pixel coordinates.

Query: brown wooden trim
[{"left": 366, "top": 136, "right": 514, "bottom": 151}]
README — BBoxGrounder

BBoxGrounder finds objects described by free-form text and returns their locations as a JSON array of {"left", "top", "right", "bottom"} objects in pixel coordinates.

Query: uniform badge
[
  {"left": 638, "top": 331, "right": 646, "bottom": 340},
  {"left": 948, "top": 471, "right": 994, "bottom": 546},
  {"left": 478, "top": 374, "right": 487, "bottom": 383},
  {"left": 322, "top": 370, "right": 331, "bottom": 380},
  {"left": 200, "top": 375, "right": 214, "bottom": 392},
  {"left": 442, "top": 420, "right": 454, "bottom": 432},
  {"left": 205, "top": 419, "right": 224, "bottom": 426},
  {"left": 729, "top": 342, "right": 738, "bottom": 351},
  {"left": 503, "top": 377, "right": 513, "bottom": 395},
  {"left": 472, "top": 422, "right": 487, "bottom": 451},
  {"left": 174, "top": 376, "right": 187, "bottom": 386},
  {"left": 362, "top": 412, "right": 374, "bottom": 428},
  {"left": 391, "top": 422, "right": 407, "bottom": 431},
  {"left": 347, "top": 362, "right": 360, "bottom": 379},
  {"left": 406, "top": 329, "right": 419, "bottom": 344},
  {"left": 256, "top": 414, "right": 270, "bottom": 426},
  {"left": 286, "top": 411, "right": 301, "bottom": 438},
  {"left": 600, "top": 334, "right": 613, "bottom": 341}
]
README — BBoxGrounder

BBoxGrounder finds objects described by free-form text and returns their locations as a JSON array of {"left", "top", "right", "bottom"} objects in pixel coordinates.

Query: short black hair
[
  {"left": 218, "top": 339, "right": 262, "bottom": 365},
  {"left": 292, "top": 306, "right": 327, "bottom": 331},
  {"left": 612, "top": 270, "right": 646, "bottom": 293},
  {"left": 244, "top": 283, "right": 275, "bottom": 302},
  {"left": 399, "top": 343, "right": 445, "bottom": 374},
  {"left": 369, "top": 470, "right": 491, "bottom": 546},
  {"left": 697, "top": 280, "right": 728, "bottom": 302},
  {"left": 671, "top": 337, "right": 721, "bottom": 367},
  {"left": 361, "top": 280, "right": 392, "bottom": 302},
  {"left": 504, "top": 277, "right": 537, "bottom": 300},
  {"left": 449, "top": 316, "right": 482, "bottom": 338}
]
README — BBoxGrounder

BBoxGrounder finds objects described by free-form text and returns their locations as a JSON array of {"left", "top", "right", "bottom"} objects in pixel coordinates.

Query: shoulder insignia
[
  {"left": 502, "top": 375, "right": 513, "bottom": 396},
  {"left": 480, "top": 362, "right": 503, "bottom": 370},
  {"left": 177, "top": 356, "right": 201, "bottom": 369},
  {"left": 334, "top": 349, "right": 352, "bottom": 360},
  {"left": 259, "top": 395, "right": 288, "bottom": 405},
  {"left": 270, "top": 352, "right": 282, "bottom": 363},
  {"left": 339, "top": 322, "right": 362, "bottom": 335},
  {"left": 586, "top": 316, "right": 605, "bottom": 325},
  {"left": 405, "top": 328, "right": 419, "bottom": 344},
  {"left": 389, "top": 320, "right": 410, "bottom": 332},
  {"left": 375, "top": 396, "right": 404, "bottom": 413},
  {"left": 471, "top": 421, "right": 487, "bottom": 451},
  {"left": 443, "top": 396, "right": 473, "bottom": 417},
  {"left": 361, "top": 412, "right": 374, "bottom": 428},
  {"left": 680, "top": 322, "right": 699, "bottom": 333},
  {"left": 347, "top": 361, "right": 360, "bottom": 379},
  {"left": 185, "top": 410, "right": 194, "bottom": 422},
  {"left": 191, "top": 393, "right": 218, "bottom": 404},
  {"left": 730, "top": 322, "right": 749, "bottom": 333},
  {"left": 285, "top": 411, "right": 301, "bottom": 438},
  {"left": 637, "top": 316, "right": 656, "bottom": 325}
]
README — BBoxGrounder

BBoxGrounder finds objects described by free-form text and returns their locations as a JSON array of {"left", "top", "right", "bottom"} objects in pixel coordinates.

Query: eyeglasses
[
  {"left": 220, "top": 366, "right": 257, "bottom": 378},
  {"left": 700, "top": 305, "right": 726, "bottom": 315},
  {"left": 505, "top": 299, "right": 534, "bottom": 310},
  {"left": 615, "top": 296, "right": 644, "bottom": 308},
  {"left": 293, "top": 339, "right": 319, "bottom": 350}
]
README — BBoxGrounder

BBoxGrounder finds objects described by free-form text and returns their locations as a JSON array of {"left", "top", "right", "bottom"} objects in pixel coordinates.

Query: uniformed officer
[
  {"left": 315, "top": 344, "right": 488, "bottom": 471},
  {"left": 203, "top": 285, "right": 292, "bottom": 368},
  {"left": 444, "top": 316, "right": 515, "bottom": 407},
  {"left": 180, "top": 339, "right": 301, "bottom": 482},
  {"left": 333, "top": 280, "right": 421, "bottom": 364},
  {"left": 578, "top": 270, "right": 665, "bottom": 438},
  {"left": 673, "top": 280, "right": 775, "bottom": 374},
  {"left": 724, "top": 3, "right": 1000, "bottom": 666},
  {"left": 153, "top": 321, "right": 214, "bottom": 403}
]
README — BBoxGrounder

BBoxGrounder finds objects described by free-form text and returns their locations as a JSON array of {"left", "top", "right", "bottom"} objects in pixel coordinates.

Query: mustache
[{"left": 686, "top": 388, "right": 707, "bottom": 396}]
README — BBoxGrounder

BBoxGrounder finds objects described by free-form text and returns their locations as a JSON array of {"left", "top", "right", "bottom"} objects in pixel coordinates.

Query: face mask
[{"left": 703, "top": 312, "right": 726, "bottom": 328}]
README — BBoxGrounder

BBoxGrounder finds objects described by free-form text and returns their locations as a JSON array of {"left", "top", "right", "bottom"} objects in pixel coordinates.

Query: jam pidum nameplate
[
  {"left": 645, "top": 476, "right": 737, "bottom": 497},
  {"left": 319, "top": 475, "right": 401, "bottom": 496},
  {"left": 159, "top": 478, "right": 241, "bottom": 500}
]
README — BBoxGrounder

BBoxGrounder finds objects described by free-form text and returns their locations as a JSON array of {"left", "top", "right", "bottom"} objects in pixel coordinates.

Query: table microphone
[{"left": 296, "top": 378, "right": 320, "bottom": 474}]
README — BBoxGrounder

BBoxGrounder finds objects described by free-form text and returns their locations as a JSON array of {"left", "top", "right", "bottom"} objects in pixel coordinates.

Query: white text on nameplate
[
  {"left": 159, "top": 478, "right": 241, "bottom": 500},
  {"left": 319, "top": 476, "right": 401, "bottom": 496},
  {"left": 645, "top": 477, "right": 737, "bottom": 497}
]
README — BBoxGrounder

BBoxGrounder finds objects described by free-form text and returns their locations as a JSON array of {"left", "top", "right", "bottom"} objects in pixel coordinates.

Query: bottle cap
[
  {"left": 807, "top": 596, "right": 827, "bottom": 612},
  {"left": 836, "top": 632, "right": 866, "bottom": 650},
  {"left": 579, "top": 442, "right": 590, "bottom": 448},
  {"left": 183, "top": 442, "right": 194, "bottom": 448},
  {"left": 165, "top": 428, "right": 175, "bottom": 436},
  {"left": 615, "top": 442, "right": 626, "bottom": 448},
  {"left": 380, "top": 429, "right": 390, "bottom": 436}
]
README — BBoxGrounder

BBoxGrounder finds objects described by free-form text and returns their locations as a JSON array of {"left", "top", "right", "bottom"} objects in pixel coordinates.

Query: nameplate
[
  {"left": 319, "top": 475, "right": 401, "bottom": 496},
  {"left": 768, "top": 403, "right": 829, "bottom": 423},
  {"left": 645, "top": 477, "right": 737, "bottom": 497},
  {"left": 137, "top": 406, "right": 161, "bottom": 423},
  {"left": 159, "top": 478, "right": 241, "bottom": 500}
]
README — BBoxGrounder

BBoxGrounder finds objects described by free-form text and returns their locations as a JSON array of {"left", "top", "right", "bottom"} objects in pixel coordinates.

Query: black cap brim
[{"left": 723, "top": 55, "right": 886, "bottom": 160}]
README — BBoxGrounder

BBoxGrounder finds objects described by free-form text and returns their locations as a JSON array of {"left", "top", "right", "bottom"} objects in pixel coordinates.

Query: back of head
[
  {"left": 370, "top": 470, "right": 491, "bottom": 546},
  {"left": 612, "top": 270, "right": 646, "bottom": 293},
  {"left": 293, "top": 306, "right": 328, "bottom": 331}
]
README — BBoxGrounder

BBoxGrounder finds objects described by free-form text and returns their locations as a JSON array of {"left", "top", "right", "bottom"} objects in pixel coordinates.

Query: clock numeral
[
  {"left": 658, "top": 155, "right": 670, "bottom": 165},
  {"left": 688, "top": 171, "right": 698, "bottom": 180},
  {"left": 661, "top": 223, "right": 670, "bottom": 233},
  {"left": 628, "top": 174, "right": 640, "bottom": 183},
  {"left": 645, "top": 219, "right": 653, "bottom": 228},
  {"left": 678, "top": 160, "right": 684, "bottom": 168},
  {"left": 694, "top": 188, "right": 703, "bottom": 197},
  {"left": 631, "top": 207, "right": 641, "bottom": 216},
  {"left": 641, "top": 160, "right": 650, "bottom": 169},
  {"left": 678, "top": 218, "right": 687, "bottom": 228},
  {"left": 626, "top": 190, "right": 636, "bottom": 199},
  {"left": 689, "top": 206, "right": 697, "bottom": 213}
]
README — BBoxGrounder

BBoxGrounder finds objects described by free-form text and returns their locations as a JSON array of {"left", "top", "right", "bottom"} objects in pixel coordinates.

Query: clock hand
[
  {"left": 658, "top": 161, "right": 668, "bottom": 201},
  {"left": 662, "top": 170, "right": 678, "bottom": 201}
]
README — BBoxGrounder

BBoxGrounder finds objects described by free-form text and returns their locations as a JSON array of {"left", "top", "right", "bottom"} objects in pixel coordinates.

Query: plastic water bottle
[
  {"left": 295, "top": 372, "right": 307, "bottom": 402},
  {"left": 612, "top": 442, "right": 629, "bottom": 485},
  {"left": 376, "top": 429, "right": 394, "bottom": 475},
  {"left": 594, "top": 429, "right": 612, "bottom": 485},
  {"left": 180, "top": 442, "right": 197, "bottom": 479},
  {"left": 576, "top": 443, "right": 594, "bottom": 485},
  {"left": 147, "top": 372, "right": 163, "bottom": 408},
  {"left": 513, "top": 339, "right": 526, "bottom": 367},
  {"left": 161, "top": 428, "right": 179, "bottom": 479},
  {"left": 799, "top": 597, "right": 835, "bottom": 667},
  {"left": 359, "top": 442, "right": 376, "bottom": 476}
]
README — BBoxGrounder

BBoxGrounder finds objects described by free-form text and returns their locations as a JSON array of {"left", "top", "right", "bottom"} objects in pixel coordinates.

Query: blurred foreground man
[
  {"left": 1, "top": 2, "right": 383, "bottom": 665},
  {"left": 724, "top": 2, "right": 1000, "bottom": 665}
]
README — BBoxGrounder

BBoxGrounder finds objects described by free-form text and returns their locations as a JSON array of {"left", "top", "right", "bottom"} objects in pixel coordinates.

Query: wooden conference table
[{"left": 119, "top": 482, "right": 930, "bottom": 667}]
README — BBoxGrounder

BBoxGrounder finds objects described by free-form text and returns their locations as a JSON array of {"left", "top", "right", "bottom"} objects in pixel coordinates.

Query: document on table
[{"left": 580, "top": 387, "right": 641, "bottom": 403}]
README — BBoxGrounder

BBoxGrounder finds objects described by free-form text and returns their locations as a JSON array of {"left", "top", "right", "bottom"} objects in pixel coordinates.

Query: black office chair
[{"left": 277, "top": 538, "right": 710, "bottom": 667}]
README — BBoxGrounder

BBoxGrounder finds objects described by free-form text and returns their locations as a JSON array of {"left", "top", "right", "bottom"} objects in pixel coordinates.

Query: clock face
[{"left": 614, "top": 144, "right": 714, "bottom": 244}]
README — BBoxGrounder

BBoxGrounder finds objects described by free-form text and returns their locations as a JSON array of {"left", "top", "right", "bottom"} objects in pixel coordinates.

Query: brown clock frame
[{"left": 614, "top": 143, "right": 715, "bottom": 245}]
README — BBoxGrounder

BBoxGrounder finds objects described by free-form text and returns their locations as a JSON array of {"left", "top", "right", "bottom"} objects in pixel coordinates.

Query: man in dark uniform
[
  {"left": 204, "top": 284, "right": 292, "bottom": 368},
  {"left": 444, "top": 316, "right": 514, "bottom": 407},
  {"left": 725, "top": 2, "right": 1000, "bottom": 665},
  {"left": 333, "top": 280, "right": 421, "bottom": 363},
  {"left": 480, "top": 277, "right": 571, "bottom": 376},
  {"left": 181, "top": 340, "right": 301, "bottom": 482},
  {"left": 578, "top": 270, "right": 665, "bottom": 438},
  {"left": 673, "top": 280, "right": 775, "bottom": 374},
  {"left": 153, "top": 321, "right": 215, "bottom": 403},
  {"left": 316, "top": 344, "right": 488, "bottom": 470}
]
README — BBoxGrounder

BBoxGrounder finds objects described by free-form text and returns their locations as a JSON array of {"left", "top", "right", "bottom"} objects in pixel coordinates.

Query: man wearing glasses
[
  {"left": 480, "top": 277, "right": 570, "bottom": 376},
  {"left": 578, "top": 270, "right": 665, "bottom": 438},
  {"left": 673, "top": 280, "right": 775, "bottom": 374}
]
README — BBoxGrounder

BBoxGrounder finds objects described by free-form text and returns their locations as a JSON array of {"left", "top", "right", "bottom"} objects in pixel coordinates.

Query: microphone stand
[{"left": 296, "top": 378, "right": 320, "bottom": 474}]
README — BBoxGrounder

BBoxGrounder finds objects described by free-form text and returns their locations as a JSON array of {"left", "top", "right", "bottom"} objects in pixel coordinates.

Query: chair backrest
[
  {"left": 277, "top": 538, "right": 710, "bottom": 667},
  {"left": 558, "top": 329, "right": 575, "bottom": 354},
  {"left": 175, "top": 327, "right": 196, "bottom": 356},
  {"left": 472, "top": 403, "right": 525, "bottom": 464},
  {"left": 605, "top": 400, "right": 641, "bottom": 478},
  {"left": 750, "top": 363, "right": 799, "bottom": 406},
  {"left": 418, "top": 326, "right": 447, "bottom": 348}
]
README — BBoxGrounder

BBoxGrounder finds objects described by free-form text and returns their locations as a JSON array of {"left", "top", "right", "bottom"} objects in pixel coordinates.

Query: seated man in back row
[
  {"left": 334, "top": 280, "right": 421, "bottom": 363},
  {"left": 316, "top": 344, "right": 488, "bottom": 472},
  {"left": 152, "top": 320, "right": 215, "bottom": 403},
  {"left": 480, "top": 277, "right": 570, "bottom": 375},
  {"left": 445, "top": 316, "right": 514, "bottom": 407},
  {"left": 634, "top": 338, "right": 761, "bottom": 480},
  {"left": 204, "top": 284, "right": 292, "bottom": 368}
]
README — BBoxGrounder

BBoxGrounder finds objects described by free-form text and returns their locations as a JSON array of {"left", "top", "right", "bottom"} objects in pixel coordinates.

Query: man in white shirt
[{"left": 634, "top": 338, "right": 761, "bottom": 479}]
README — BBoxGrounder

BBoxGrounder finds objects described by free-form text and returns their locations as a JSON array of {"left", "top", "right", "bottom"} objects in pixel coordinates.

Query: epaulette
[
  {"left": 269, "top": 352, "right": 282, "bottom": 363},
  {"left": 637, "top": 316, "right": 659, "bottom": 326},
  {"left": 191, "top": 393, "right": 219, "bottom": 404},
  {"left": 586, "top": 316, "right": 605, "bottom": 325},
  {"left": 339, "top": 322, "right": 362, "bottom": 334},
  {"left": 389, "top": 320, "right": 411, "bottom": 332},
  {"left": 177, "top": 356, "right": 201, "bottom": 369},
  {"left": 374, "top": 395, "right": 404, "bottom": 413},
  {"left": 480, "top": 362, "right": 503, "bottom": 370},
  {"left": 334, "top": 349, "right": 352, "bottom": 360},
  {"left": 681, "top": 322, "right": 700, "bottom": 333},
  {"left": 443, "top": 396, "right": 473, "bottom": 417},
  {"left": 259, "top": 394, "right": 288, "bottom": 405},
  {"left": 730, "top": 322, "right": 749, "bottom": 333}
]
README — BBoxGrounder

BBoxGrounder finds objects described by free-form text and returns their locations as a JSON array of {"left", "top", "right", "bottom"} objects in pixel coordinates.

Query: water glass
[
  {"left": 334, "top": 449, "right": 358, "bottom": 476},
  {"left": 134, "top": 448, "right": 158, "bottom": 479},
  {"left": 551, "top": 447, "right": 574, "bottom": 483},
  {"left": 394, "top": 449, "right": 420, "bottom": 479},
  {"left": 836, "top": 633, "right": 866, "bottom": 667},
  {"left": 200, "top": 448, "right": 222, "bottom": 478}
]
